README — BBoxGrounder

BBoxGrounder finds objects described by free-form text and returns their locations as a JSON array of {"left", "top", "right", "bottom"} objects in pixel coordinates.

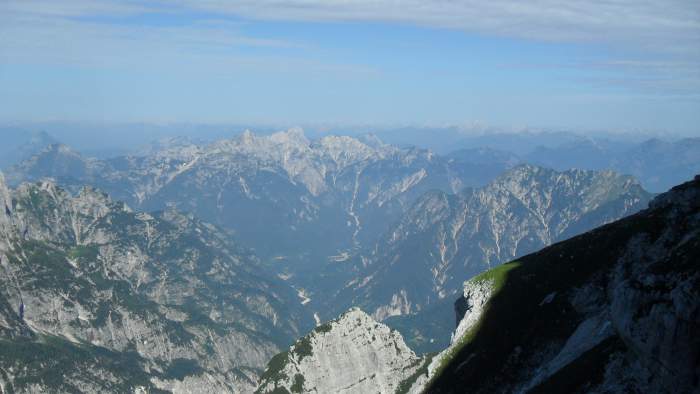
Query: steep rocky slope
[
  {"left": 255, "top": 308, "right": 429, "bottom": 394},
  {"left": 329, "top": 165, "right": 652, "bottom": 351},
  {"left": 413, "top": 175, "right": 699, "bottom": 393},
  {"left": 0, "top": 173, "right": 313, "bottom": 393}
]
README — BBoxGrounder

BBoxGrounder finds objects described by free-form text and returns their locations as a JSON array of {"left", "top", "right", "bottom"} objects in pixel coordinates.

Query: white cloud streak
[
  {"left": 0, "top": 0, "right": 698, "bottom": 92},
  {"left": 4, "top": 0, "right": 698, "bottom": 49},
  {"left": 0, "top": 0, "right": 381, "bottom": 76},
  {"left": 169, "top": 0, "right": 700, "bottom": 50}
]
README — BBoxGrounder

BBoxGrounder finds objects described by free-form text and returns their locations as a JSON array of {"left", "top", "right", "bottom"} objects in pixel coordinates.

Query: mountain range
[
  {"left": 5, "top": 130, "right": 516, "bottom": 298},
  {"left": 256, "top": 174, "right": 699, "bottom": 394},
  {"left": 3, "top": 129, "right": 697, "bottom": 394},
  {"left": 6, "top": 131, "right": 659, "bottom": 354},
  {"left": 322, "top": 165, "right": 652, "bottom": 352},
  {"left": 524, "top": 137, "right": 700, "bottom": 192},
  {"left": 0, "top": 173, "right": 313, "bottom": 393}
]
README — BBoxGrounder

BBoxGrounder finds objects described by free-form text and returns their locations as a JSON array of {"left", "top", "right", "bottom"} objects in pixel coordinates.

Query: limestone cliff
[{"left": 256, "top": 308, "right": 429, "bottom": 394}]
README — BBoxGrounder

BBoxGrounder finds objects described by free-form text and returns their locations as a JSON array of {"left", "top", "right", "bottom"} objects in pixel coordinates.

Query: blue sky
[{"left": 0, "top": 1, "right": 698, "bottom": 135}]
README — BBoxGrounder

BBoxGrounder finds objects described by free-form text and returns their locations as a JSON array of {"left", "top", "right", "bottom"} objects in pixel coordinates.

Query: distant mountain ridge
[
  {"left": 6, "top": 130, "right": 516, "bottom": 297},
  {"left": 325, "top": 165, "right": 652, "bottom": 352},
  {"left": 0, "top": 129, "right": 57, "bottom": 169},
  {"left": 524, "top": 137, "right": 700, "bottom": 192}
]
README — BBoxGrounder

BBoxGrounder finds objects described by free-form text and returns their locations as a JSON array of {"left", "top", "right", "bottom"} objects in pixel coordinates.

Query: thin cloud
[
  {"left": 168, "top": 1, "right": 700, "bottom": 50},
  {"left": 3, "top": 0, "right": 697, "bottom": 68},
  {"left": 0, "top": 0, "right": 377, "bottom": 76},
  {"left": 165, "top": 0, "right": 700, "bottom": 93},
  {"left": 496, "top": 57, "right": 700, "bottom": 95},
  {"left": 6, "top": 0, "right": 698, "bottom": 49},
  {"left": 0, "top": 0, "right": 151, "bottom": 17}
]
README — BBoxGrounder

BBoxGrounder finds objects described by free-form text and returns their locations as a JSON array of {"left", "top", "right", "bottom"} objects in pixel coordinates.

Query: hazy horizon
[{"left": 2, "top": 120, "right": 696, "bottom": 157}]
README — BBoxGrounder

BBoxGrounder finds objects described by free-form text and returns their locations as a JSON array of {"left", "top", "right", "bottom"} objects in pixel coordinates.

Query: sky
[{"left": 0, "top": 0, "right": 699, "bottom": 135}]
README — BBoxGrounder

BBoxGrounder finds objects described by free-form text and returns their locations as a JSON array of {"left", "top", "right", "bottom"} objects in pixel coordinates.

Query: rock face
[
  {"left": 329, "top": 165, "right": 652, "bottom": 351},
  {"left": 255, "top": 308, "right": 429, "bottom": 394},
  {"left": 0, "top": 173, "right": 313, "bottom": 393},
  {"left": 413, "top": 175, "right": 700, "bottom": 393}
]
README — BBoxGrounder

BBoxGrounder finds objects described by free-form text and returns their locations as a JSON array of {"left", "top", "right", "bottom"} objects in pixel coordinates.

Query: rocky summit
[{"left": 255, "top": 308, "right": 429, "bottom": 394}]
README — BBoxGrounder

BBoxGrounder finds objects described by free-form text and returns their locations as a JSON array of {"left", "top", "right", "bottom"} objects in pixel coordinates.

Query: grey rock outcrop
[{"left": 256, "top": 308, "right": 429, "bottom": 394}]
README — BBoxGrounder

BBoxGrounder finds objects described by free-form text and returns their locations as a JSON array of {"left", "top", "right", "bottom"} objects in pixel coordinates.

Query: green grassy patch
[
  {"left": 258, "top": 351, "right": 290, "bottom": 384},
  {"left": 293, "top": 336, "right": 313, "bottom": 361},
  {"left": 426, "top": 261, "right": 520, "bottom": 387}
]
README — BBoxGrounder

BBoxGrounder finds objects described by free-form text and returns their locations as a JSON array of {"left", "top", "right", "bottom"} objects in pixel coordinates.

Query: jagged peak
[
  {"left": 215, "top": 128, "right": 311, "bottom": 152},
  {"left": 476, "top": 165, "right": 648, "bottom": 215},
  {"left": 15, "top": 178, "right": 63, "bottom": 196},
  {"left": 10, "top": 143, "right": 88, "bottom": 175},
  {"left": 239, "top": 129, "right": 255, "bottom": 144},
  {"left": 305, "top": 307, "right": 377, "bottom": 337},
  {"left": 490, "top": 164, "right": 638, "bottom": 186},
  {"left": 267, "top": 127, "right": 310, "bottom": 148},
  {"left": 314, "top": 134, "right": 390, "bottom": 165},
  {"left": 335, "top": 306, "right": 372, "bottom": 323},
  {"left": 316, "top": 134, "right": 366, "bottom": 146},
  {"left": 274, "top": 126, "right": 307, "bottom": 140},
  {"left": 12, "top": 178, "right": 128, "bottom": 215},
  {"left": 76, "top": 185, "right": 113, "bottom": 201},
  {"left": 256, "top": 307, "right": 422, "bottom": 394},
  {"left": 37, "top": 179, "right": 61, "bottom": 194}
]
